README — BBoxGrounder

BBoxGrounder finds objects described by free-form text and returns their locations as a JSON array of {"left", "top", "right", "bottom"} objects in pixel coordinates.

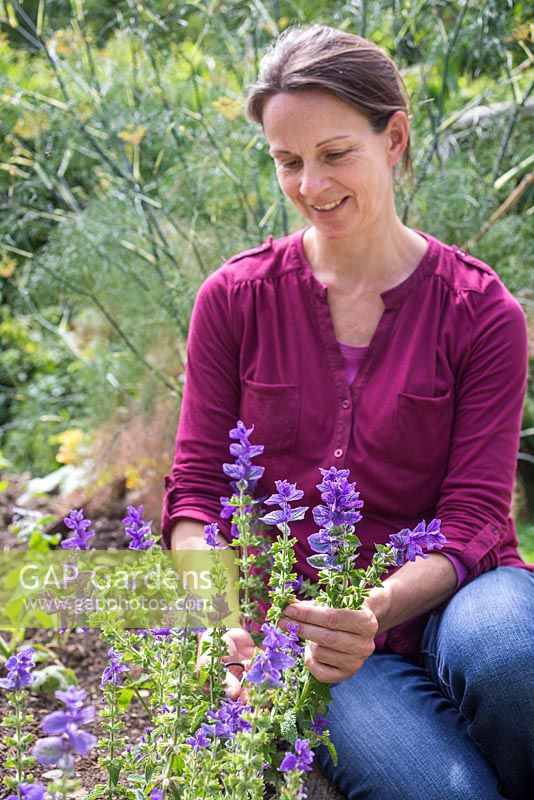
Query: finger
[
  {"left": 279, "top": 616, "right": 357, "bottom": 653},
  {"left": 223, "top": 628, "right": 256, "bottom": 661},
  {"left": 222, "top": 661, "right": 246, "bottom": 682},
  {"left": 285, "top": 602, "right": 378, "bottom": 637},
  {"left": 304, "top": 644, "right": 346, "bottom": 684},
  {"left": 308, "top": 641, "right": 366, "bottom": 672},
  {"left": 223, "top": 670, "right": 243, "bottom": 701}
]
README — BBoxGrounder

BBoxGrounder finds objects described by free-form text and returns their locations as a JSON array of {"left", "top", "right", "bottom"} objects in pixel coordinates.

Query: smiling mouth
[{"left": 311, "top": 197, "right": 347, "bottom": 212}]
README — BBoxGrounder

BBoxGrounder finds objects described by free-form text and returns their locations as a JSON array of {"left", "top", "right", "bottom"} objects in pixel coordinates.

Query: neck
[{"left": 303, "top": 216, "right": 427, "bottom": 291}]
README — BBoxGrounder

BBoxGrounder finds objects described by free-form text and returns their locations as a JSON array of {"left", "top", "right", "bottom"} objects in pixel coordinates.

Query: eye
[
  {"left": 325, "top": 151, "right": 348, "bottom": 161},
  {"left": 277, "top": 159, "right": 301, "bottom": 171}
]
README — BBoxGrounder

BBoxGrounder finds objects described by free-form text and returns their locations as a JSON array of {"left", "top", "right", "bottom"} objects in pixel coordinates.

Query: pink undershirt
[{"left": 338, "top": 339, "right": 467, "bottom": 588}]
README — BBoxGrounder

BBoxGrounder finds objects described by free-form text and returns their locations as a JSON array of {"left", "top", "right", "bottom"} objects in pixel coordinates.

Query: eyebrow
[{"left": 269, "top": 135, "right": 352, "bottom": 156}]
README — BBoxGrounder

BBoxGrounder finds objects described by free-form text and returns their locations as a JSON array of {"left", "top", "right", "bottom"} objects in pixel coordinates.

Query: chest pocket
[
  {"left": 390, "top": 390, "right": 454, "bottom": 470},
  {"left": 240, "top": 379, "right": 299, "bottom": 455}
]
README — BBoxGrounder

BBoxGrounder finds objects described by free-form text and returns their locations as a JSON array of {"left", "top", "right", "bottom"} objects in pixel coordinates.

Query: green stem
[{"left": 14, "top": 691, "right": 25, "bottom": 786}]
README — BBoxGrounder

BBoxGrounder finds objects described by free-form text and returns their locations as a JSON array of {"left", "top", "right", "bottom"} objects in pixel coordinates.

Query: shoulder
[
  {"left": 192, "top": 230, "right": 302, "bottom": 318},
  {"left": 426, "top": 233, "right": 498, "bottom": 293},
  {"left": 423, "top": 232, "right": 526, "bottom": 339},
  {"left": 426, "top": 232, "right": 522, "bottom": 309},
  {"left": 221, "top": 231, "right": 301, "bottom": 283}
]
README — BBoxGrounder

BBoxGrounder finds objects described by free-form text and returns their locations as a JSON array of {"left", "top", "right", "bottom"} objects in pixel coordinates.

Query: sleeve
[
  {"left": 436, "top": 278, "right": 529, "bottom": 581},
  {"left": 160, "top": 269, "right": 240, "bottom": 548}
]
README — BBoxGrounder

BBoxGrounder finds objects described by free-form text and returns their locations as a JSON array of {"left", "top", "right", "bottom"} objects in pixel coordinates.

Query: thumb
[{"left": 223, "top": 670, "right": 244, "bottom": 701}]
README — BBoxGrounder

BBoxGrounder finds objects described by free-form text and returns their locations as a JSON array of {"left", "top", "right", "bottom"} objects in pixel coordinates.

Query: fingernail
[{"left": 285, "top": 605, "right": 297, "bottom": 617}]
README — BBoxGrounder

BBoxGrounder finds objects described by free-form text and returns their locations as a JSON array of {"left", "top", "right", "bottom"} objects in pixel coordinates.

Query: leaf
[
  {"left": 116, "top": 686, "right": 134, "bottom": 712},
  {"left": 326, "top": 738, "right": 338, "bottom": 767},
  {"left": 107, "top": 762, "right": 121, "bottom": 785},
  {"left": 31, "top": 664, "right": 77, "bottom": 697},
  {"left": 306, "top": 554, "right": 329, "bottom": 569},
  {"left": 280, "top": 708, "right": 297, "bottom": 745},
  {"left": 309, "top": 675, "right": 332, "bottom": 705}
]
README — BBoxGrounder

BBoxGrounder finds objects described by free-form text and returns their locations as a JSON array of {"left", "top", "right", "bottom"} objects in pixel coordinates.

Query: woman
[{"left": 162, "top": 25, "right": 533, "bottom": 800}]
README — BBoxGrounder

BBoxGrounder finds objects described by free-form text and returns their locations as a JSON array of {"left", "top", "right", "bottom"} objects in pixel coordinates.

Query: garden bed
[{"left": 0, "top": 473, "right": 345, "bottom": 799}]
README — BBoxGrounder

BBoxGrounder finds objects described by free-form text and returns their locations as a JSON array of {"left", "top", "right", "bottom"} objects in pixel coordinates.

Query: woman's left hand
[{"left": 278, "top": 600, "right": 380, "bottom": 683}]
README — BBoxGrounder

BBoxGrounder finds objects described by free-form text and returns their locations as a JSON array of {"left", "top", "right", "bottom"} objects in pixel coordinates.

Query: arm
[
  {"left": 279, "top": 554, "right": 456, "bottom": 683},
  {"left": 280, "top": 274, "right": 528, "bottom": 682},
  {"left": 170, "top": 519, "right": 227, "bottom": 551},
  {"left": 434, "top": 275, "right": 528, "bottom": 578},
  {"left": 161, "top": 269, "right": 241, "bottom": 548}
]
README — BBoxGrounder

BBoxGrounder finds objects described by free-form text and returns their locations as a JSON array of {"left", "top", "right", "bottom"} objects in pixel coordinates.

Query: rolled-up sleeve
[
  {"left": 436, "top": 279, "right": 528, "bottom": 580},
  {"left": 161, "top": 270, "right": 239, "bottom": 548}
]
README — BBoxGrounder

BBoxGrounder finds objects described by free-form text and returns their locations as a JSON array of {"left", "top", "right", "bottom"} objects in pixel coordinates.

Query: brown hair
[{"left": 245, "top": 25, "right": 412, "bottom": 177}]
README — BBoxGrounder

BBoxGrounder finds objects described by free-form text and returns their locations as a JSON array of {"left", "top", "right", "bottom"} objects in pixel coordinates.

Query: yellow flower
[
  {"left": 117, "top": 125, "right": 147, "bottom": 146},
  {"left": 125, "top": 465, "right": 142, "bottom": 490},
  {"left": 0, "top": 257, "right": 17, "bottom": 278},
  {"left": 56, "top": 428, "right": 85, "bottom": 465},
  {"left": 14, "top": 111, "right": 49, "bottom": 140},
  {"left": 212, "top": 96, "right": 242, "bottom": 122}
]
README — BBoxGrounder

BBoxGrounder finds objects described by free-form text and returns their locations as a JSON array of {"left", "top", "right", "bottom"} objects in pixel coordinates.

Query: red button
[
  {"left": 334, "top": 448, "right": 343, "bottom": 458},
  {"left": 342, "top": 399, "right": 350, "bottom": 409}
]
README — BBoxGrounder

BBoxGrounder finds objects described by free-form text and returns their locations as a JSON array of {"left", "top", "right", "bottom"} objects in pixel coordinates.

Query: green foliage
[
  {"left": 517, "top": 520, "right": 534, "bottom": 564},
  {"left": 0, "top": 0, "right": 532, "bottom": 477}
]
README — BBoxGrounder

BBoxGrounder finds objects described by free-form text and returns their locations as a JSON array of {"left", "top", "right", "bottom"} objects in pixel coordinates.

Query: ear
[{"left": 385, "top": 111, "right": 409, "bottom": 167}]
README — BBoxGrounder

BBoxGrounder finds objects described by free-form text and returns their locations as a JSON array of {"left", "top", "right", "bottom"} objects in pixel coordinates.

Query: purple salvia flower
[
  {"left": 264, "top": 480, "right": 305, "bottom": 505},
  {"left": 54, "top": 685, "right": 88, "bottom": 710},
  {"left": 149, "top": 790, "right": 164, "bottom": 800},
  {"left": 284, "top": 622, "right": 305, "bottom": 656},
  {"left": 307, "top": 530, "right": 338, "bottom": 553},
  {"left": 310, "top": 712, "right": 330, "bottom": 735},
  {"left": 389, "top": 518, "right": 446, "bottom": 567},
  {"left": 202, "top": 698, "right": 252, "bottom": 739},
  {"left": 313, "top": 468, "right": 364, "bottom": 530},
  {"left": 0, "top": 646, "right": 36, "bottom": 690},
  {"left": 219, "top": 496, "right": 234, "bottom": 521},
  {"left": 61, "top": 508, "right": 95, "bottom": 550},
  {"left": 260, "top": 479, "right": 308, "bottom": 529},
  {"left": 185, "top": 728, "right": 211, "bottom": 750},
  {"left": 203, "top": 522, "right": 226, "bottom": 549},
  {"left": 101, "top": 647, "right": 129, "bottom": 686},
  {"left": 149, "top": 628, "right": 173, "bottom": 637},
  {"left": 307, "top": 467, "right": 364, "bottom": 571},
  {"left": 246, "top": 623, "right": 299, "bottom": 687},
  {"left": 222, "top": 420, "right": 265, "bottom": 493},
  {"left": 279, "top": 738, "right": 314, "bottom": 773},
  {"left": 34, "top": 686, "right": 97, "bottom": 771},
  {"left": 6, "top": 783, "right": 46, "bottom": 800},
  {"left": 285, "top": 573, "right": 304, "bottom": 594},
  {"left": 122, "top": 504, "right": 155, "bottom": 550}
]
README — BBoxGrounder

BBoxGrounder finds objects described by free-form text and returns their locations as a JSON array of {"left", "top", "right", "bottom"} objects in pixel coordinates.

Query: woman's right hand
[{"left": 197, "top": 627, "right": 256, "bottom": 701}]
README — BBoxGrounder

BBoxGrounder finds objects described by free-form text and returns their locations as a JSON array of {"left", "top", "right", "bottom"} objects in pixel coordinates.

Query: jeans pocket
[{"left": 240, "top": 379, "right": 299, "bottom": 455}]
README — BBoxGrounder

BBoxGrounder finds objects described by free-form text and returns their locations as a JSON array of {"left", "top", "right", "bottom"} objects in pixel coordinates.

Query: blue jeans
[{"left": 315, "top": 567, "right": 534, "bottom": 800}]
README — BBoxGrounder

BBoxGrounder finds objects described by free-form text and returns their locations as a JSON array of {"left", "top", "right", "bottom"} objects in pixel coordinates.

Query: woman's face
[{"left": 262, "top": 89, "right": 407, "bottom": 243}]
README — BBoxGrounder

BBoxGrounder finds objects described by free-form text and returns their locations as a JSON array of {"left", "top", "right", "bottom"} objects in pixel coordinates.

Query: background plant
[{"left": 0, "top": 1, "right": 531, "bottom": 527}]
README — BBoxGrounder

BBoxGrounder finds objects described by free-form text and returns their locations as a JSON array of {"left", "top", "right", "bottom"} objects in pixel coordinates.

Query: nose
[{"left": 299, "top": 163, "right": 331, "bottom": 199}]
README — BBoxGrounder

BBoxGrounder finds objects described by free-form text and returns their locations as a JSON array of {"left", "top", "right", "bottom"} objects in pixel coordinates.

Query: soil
[
  {"left": 0, "top": 472, "right": 151, "bottom": 795},
  {"left": 0, "top": 472, "right": 345, "bottom": 799}
]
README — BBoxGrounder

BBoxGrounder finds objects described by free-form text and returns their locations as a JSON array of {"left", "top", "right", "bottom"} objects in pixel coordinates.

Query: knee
[
  {"left": 461, "top": 636, "right": 534, "bottom": 712},
  {"left": 346, "top": 768, "right": 497, "bottom": 800}
]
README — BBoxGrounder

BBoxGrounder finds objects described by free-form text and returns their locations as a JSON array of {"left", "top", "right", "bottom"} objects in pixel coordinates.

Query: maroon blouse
[{"left": 162, "top": 228, "right": 530, "bottom": 660}]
